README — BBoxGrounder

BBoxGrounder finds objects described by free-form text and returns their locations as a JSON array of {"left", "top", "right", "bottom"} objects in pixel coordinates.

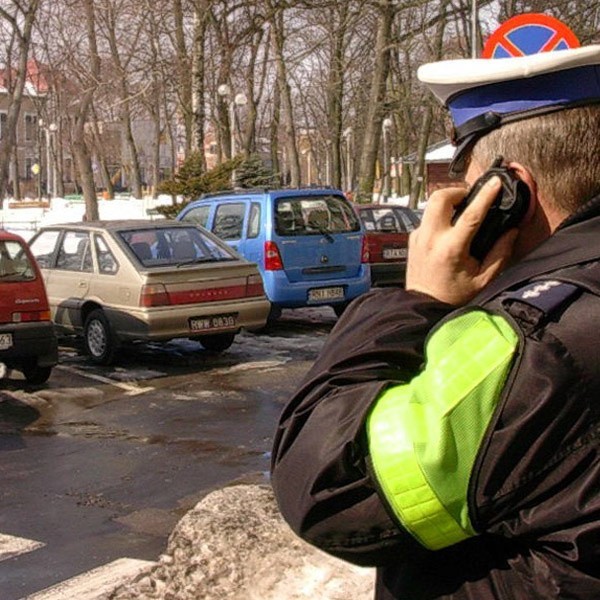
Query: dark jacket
[{"left": 271, "top": 198, "right": 600, "bottom": 599}]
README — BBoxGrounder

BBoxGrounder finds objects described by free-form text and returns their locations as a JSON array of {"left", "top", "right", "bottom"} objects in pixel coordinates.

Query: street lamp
[
  {"left": 39, "top": 119, "right": 58, "bottom": 198},
  {"left": 47, "top": 122, "right": 58, "bottom": 198},
  {"left": 382, "top": 117, "right": 393, "bottom": 201},
  {"left": 217, "top": 84, "right": 247, "bottom": 187},
  {"left": 342, "top": 127, "right": 353, "bottom": 193}
]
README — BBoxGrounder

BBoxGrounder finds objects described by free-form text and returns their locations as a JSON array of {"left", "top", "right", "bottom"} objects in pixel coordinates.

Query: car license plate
[
  {"left": 0, "top": 333, "right": 13, "bottom": 350},
  {"left": 190, "top": 314, "right": 237, "bottom": 331},
  {"left": 383, "top": 248, "right": 407, "bottom": 259},
  {"left": 308, "top": 287, "right": 345, "bottom": 302}
]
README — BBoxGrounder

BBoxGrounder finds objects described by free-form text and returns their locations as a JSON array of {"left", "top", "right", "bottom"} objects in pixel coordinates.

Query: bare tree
[
  {"left": 171, "top": 0, "right": 193, "bottom": 156},
  {"left": 266, "top": 0, "right": 300, "bottom": 186},
  {"left": 0, "top": 0, "right": 40, "bottom": 206},
  {"left": 313, "top": 2, "right": 359, "bottom": 189},
  {"left": 238, "top": 3, "right": 270, "bottom": 158},
  {"left": 5, "top": 0, "right": 596, "bottom": 207},
  {"left": 97, "top": 0, "right": 145, "bottom": 199},
  {"left": 356, "top": 0, "right": 397, "bottom": 199},
  {"left": 191, "top": 0, "right": 210, "bottom": 165},
  {"left": 71, "top": 0, "right": 101, "bottom": 220}
]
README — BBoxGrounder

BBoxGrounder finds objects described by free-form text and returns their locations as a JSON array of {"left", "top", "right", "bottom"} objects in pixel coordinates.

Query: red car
[
  {"left": 354, "top": 204, "right": 421, "bottom": 287},
  {"left": 0, "top": 229, "right": 58, "bottom": 384}
]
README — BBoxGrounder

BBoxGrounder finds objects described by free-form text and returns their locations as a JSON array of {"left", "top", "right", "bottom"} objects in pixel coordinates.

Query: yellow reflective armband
[{"left": 366, "top": 310, "right": 519, "bottom": 550}]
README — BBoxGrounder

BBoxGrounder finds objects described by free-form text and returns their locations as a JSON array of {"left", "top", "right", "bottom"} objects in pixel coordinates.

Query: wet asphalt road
[{"left": 0, "top": 307, "right": 336, "bottom": 600}]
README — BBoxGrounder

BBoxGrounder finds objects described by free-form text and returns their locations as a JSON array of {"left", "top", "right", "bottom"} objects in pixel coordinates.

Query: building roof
[
  {"left": 403, "top": 139, "right": 455, "bottom": 164},
  {"left": 425, "top": 141, "right": 454, "bottom": 162},
  {"left": 0, "top": 59, "right": 49, "bottom": 96}
]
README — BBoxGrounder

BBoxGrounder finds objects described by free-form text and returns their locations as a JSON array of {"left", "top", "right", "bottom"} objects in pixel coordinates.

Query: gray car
[{"left": 28, "top": 220, "right": 270, "bottom": 364}]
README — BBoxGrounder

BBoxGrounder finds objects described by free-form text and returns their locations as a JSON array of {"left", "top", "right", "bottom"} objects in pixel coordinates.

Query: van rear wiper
[{"left": 313, "top": 226, "right": 334, "bottom": 243}]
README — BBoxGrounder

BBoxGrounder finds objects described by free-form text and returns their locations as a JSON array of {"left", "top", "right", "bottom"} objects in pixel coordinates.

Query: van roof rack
[
  {"left": 199, "top": 185, "right": 341, "bottom": 200},
  {"left": 199, "top": 188, "right": 271, "bottom": 199}
]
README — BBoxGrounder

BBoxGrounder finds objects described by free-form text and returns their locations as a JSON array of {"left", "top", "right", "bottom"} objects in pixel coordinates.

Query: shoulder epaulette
[{"left": 502, "top": 280, "right": 580, "bottom": 315}]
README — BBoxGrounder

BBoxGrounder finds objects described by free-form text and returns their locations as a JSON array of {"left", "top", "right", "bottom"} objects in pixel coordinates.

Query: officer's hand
[{"left": 406, "top": 176, "right": 518, "bottom": 306}]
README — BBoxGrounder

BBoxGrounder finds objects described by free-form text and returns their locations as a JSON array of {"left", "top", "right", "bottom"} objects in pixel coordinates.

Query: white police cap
[{"left": 418, "top": 45, "right": 600, "bottom": 175}]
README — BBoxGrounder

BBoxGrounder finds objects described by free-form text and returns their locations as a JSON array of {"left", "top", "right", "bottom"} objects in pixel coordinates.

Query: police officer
[{"left": 271, "top": 44, "right": 600, "bottom": 599}]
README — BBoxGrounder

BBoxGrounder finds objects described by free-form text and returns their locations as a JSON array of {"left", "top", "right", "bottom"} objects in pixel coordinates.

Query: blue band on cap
[{"left": 449, "top": 64, "right": 600, "bottom": 127}]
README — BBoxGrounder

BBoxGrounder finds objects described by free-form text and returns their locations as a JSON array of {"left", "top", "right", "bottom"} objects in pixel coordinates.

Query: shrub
[{"left": 155, "top": 153, "right": 279, "bottom": 219}]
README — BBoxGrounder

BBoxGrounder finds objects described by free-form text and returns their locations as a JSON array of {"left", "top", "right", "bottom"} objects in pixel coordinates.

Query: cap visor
[{"left": 448, "top": 136, "right": 475, "bottom": 178}]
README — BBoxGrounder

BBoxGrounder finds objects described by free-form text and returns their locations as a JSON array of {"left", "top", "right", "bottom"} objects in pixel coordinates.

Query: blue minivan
[{"left": 176, "top": 188, "right": 371, "bottom": 319}]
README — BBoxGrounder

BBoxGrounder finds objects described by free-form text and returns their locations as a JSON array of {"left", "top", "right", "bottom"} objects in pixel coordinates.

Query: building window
[
  {"left": 25, "top": 114, "right": 37, "bottom": 142},
  {"left": 24, "top": 157, "right": 34, "bottom": 180},
  {"left": 0, "top": 112, "right": 7, "bottom": 140}
]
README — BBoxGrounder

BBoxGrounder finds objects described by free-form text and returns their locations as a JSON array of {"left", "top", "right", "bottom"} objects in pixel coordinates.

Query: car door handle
[{"left": 78, "top": 281, "right": 88, "bottom": 288}]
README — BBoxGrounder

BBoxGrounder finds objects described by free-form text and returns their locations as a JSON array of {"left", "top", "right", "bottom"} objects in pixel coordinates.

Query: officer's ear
[
  {"left": 508, "top": 160, "right": 570, "bottom": 233},
  {"left": 506, "top": 161, "right": 538, "bottom": 225}
]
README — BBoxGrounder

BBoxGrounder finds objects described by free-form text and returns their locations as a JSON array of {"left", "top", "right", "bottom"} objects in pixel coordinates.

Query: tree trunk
[
  {"left": 0, "top": 0, "right": 40, "bottom": 207},
  {"left": 122, "top": 118, "right": 143, "bottom": 199},
  {"left": 356, "top": 2, "right": 395, "bottom": 200},
  {"left": 270, "top": 4, "right": 300, "bottom": 187},
  {"left": 409, "top": 108, "right": 432, "bottom": 207},
  {"left": 242, "top": 28, "right": 266, "bottom": 157},
  {"left": 270, "top": 75, "right": 281, "bottom": 182},
  {"left": 208, "top": 5, "right": 235, "bottom": 163},
  {"left": 11, "top": 148, "right": 20, "bottom": 200},
  {"left": 146, "top": 7, "right": 164, "bottom": 199},
  {"left": 76, "top": 0, "right": 101, "bottom": 221},
  {"left": 173, "top": 0, "right": 193, "bottom": 156},
  {"left": 88, "top": 106, "right": 112, "bottom": 199},
  {"left": 326, "top": 4, "right": 349, "bottom": 190},
  {"left": 104, "top": 7, "right": 143, "bottom": 199},
  {"left": 409, "top": 0, "right": 450, "bottom": 206},
  {"left": 191, "top": 2, "right": 208, "bottom": 169}
]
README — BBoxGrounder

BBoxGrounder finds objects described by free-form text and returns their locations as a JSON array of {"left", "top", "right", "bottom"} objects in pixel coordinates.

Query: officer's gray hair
[{"left": 472, "top": 105, "right": 600, "bottom": 213}]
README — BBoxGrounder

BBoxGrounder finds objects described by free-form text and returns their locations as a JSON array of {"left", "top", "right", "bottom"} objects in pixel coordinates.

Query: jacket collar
[{"left": 474, "top": 193, "right": 600, "bottom": 304}]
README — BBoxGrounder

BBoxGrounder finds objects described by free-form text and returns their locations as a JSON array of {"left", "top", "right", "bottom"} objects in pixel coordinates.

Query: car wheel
[
  {"left": 333, "top": 302, "right": 349, "bottom": 317},
  {"left": 267, "top": 304, "right": 282, "bottom": 323},
  {"left": 198, "top": 332, "right": 236, "bottom": 352},
  {"left": 247, "top": 304, "right": 281, "bottom": 333},
  {"left": 22, "top": 362, "right": 52, "bottom": 385},
  {"left": 84, "top": 309, "right": 117, "bottom": 365}
]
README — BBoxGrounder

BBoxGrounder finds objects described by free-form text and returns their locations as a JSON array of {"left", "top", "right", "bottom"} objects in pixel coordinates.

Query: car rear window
[
  {"left": 359, "top": 207, "right": 420, "bottom": 233},
  {"left": 275, "top": 195, "right": 360, "bottom": 236},
  {"left": 119, "top": 226, "right": 237, "bottom": 267},
  {"left": 0, "top": 239, "right": 36, "bottom": 282}
]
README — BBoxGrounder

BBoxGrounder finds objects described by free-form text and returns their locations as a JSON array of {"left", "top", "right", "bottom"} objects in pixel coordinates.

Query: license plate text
[
  {"left": 190, "top": 314, "right": 237, "bottom": 331},
  {"left": 308, "top": 287, "right": 345, "bottom": 302}
]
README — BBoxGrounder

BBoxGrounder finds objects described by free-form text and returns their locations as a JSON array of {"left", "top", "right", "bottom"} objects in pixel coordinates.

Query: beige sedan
[{"left": 28, "top": 220, "right": 270, "bottom": 364}]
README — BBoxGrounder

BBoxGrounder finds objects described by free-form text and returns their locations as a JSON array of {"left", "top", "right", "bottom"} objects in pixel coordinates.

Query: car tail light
[
  {"left": 246, "top": 274, "right": 264, "bottom": 297},
  {"left": 361, "top": 236, "right": 370, "bottom": 263},
  {"left": 12, "top": 310, "right": 51, "bottom": 322},
  {"left": 264, "top": 241, "right": 283, "bottom": 271},
  {"left": 140, "top": 283, "right": 170, "bottom": 307}
]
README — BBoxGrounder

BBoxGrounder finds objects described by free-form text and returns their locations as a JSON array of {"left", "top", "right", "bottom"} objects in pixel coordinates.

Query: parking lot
[{"left": 0, "top": 307, "right": 336, "bottom": 599}]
